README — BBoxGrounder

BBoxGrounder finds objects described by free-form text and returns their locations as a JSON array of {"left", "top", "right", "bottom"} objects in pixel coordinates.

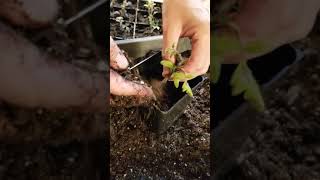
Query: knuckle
[{"left": 196, "top": 65, "right": 209, "bottom": 75}]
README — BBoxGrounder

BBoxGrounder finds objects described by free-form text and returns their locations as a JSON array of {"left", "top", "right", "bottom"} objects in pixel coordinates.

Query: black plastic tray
[
  {"left": 212, "top": 44, "right": 304, "bottom": 130},
  {"left": 137, "top": 51, "right": 206, "bottom": 133}
]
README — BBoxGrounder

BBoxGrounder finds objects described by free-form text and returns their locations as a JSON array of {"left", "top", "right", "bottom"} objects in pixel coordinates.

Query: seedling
[
  {"left": 110, "top": 0, "right": 116, "bottom": 7},
  {"left": 120, "top": 0, "right": 128, "bottom": 16},
  {"left": 144, "top": 0, "right": 160, "bottom": 32},
  {"left": 115, "top": 16, "right": 131, "bottom": 33},
  {"left": 212, "top": 29, "right": 268, "bottom": 112},
  {"left": 160, "top": 44, "right": 195, "bottom": 97}
]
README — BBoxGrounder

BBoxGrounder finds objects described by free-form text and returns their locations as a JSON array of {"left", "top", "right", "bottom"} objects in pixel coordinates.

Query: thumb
[{"left": 110, "top": 36, "right": 129, "bottom": 70}]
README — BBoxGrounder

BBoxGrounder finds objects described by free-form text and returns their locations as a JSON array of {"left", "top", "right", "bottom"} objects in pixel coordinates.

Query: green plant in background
[
  {"left": 144, "top": 0, "right": 160, "bottom": 32},
  {"left": 161, "top": 44, "right": 195, "bottom": 97},
  {"left": 115, "top": 17, "right": 131, "bottom": 33},
  {"left": 120, "top": 0, "right": 128, "bottom": 16},
  {"left": 110, "top": 0, "right": 116, "bottom": 7},
  {"left": 211, "top": 31, "right": 268, "bottom": 112}
]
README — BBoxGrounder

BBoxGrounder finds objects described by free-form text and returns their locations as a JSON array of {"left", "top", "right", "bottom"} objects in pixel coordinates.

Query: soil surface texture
[
  {"left": 110, "top": 79, "right": 210, "bottom": 179},
  {"left": 219, "top": 34, "right": 320, "bottom": 180}
]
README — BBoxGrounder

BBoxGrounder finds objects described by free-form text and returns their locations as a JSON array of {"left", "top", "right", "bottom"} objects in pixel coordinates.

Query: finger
[
  {"left": 110, "top": 36, "right": 129, "bottom": 70},
  {"left": 0, "top": 0, "right": 59, "bottom": 28},
  {"left": 110, "top": 69, "right": 154, "bottom": 97},
  {"left": 162, "top": 15, "right": 182, "bottom": 77},
  {"left": 181, "top": 31, "right": 210, "bottom": 77}
]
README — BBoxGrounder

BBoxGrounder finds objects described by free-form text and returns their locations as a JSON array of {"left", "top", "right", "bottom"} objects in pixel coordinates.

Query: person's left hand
[{"left": 110, "top": 37, "right": 154, "bottom": 98}]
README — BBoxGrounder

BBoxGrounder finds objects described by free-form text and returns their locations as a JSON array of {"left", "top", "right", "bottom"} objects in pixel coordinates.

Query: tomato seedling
[
  {"left": 120, "top": 0, "right": 128, "bottom": 16},
  {"left": 212, "top": 29, "right": 268, "bottom": 112},
  {"left": 115, "top": 17, "right": 131, "bottom": 33},
  {"left": 144, "top": 0, "right": 160, "bottom": 32},
  {"left": 160, "top": 44, "right": 195, "bottom": 97}
]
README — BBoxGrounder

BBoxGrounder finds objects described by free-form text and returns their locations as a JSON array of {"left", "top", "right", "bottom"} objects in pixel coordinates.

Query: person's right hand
[
  {"left": 110, "top": 37, "right": 154, "bottom": 98},
  {"left": 215, "top": 0, "right": 320, "bottom": 63},
  {"left": 162, "top": 0, "right": 210, "bottom": 78}
]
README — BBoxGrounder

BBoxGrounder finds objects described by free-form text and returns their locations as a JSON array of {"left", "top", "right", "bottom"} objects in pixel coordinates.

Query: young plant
[
  {"left": 120, "top": 0, "right": 128, "bottom": 17},
  {"left": 160, "top": 44, "right": 195, "bottom": 97},
  {"left": 144, "top": 0, "right": 160, "bottom": 32},
  {"left": 115, "top": 17, "right": 131, "bottom": 33},
  {"left": 110, "top": 0, "right": 116, "bottom": 7},
  {"left": 212, "top": 30, "right": 268, "bottom": 112}
]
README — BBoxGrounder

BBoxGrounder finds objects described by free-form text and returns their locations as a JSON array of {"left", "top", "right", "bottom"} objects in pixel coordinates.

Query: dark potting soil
[
  {"left": 218, "top": 37, "right": 320, "bottom": 179},
  {"left": 110, "top": 80, "right": 210, "bottom": 179},
  {"left": 110, "top": 45, "right": 210, "bottom": 178}
]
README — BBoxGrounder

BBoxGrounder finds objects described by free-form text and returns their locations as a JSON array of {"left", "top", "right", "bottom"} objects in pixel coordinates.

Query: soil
[
  {"left": 110, "top": 42, "right": 209, "bottom": 179},
  {"left": 218, "top": 33, "right": 320, "bottom": 179},
  {"left": 110, "top": 0, "right": 162, "bottom": 40},
  {"left": 0, "top": 1, "right": 107, "bottom": 179},
  {"left": 110, "top": 9, "right": 211, "bottom": 178},
  {"left": 110, "top": 79, "right": 210, "bottom": 179},
  {"left": 0, "top": 140, "right": 106, "bottom": 180}
]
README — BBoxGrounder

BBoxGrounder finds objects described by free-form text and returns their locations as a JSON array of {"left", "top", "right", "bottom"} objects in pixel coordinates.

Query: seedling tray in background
[
  {"left": 116, "top": 36, "right": 191, "bottom": 60},
  {"left": 110, "top": 0, "right": 163, "bottom": 40}
]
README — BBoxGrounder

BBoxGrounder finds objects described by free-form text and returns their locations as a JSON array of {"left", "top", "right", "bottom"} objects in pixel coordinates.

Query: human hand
[
  {"left": 215, "top": 0, "right": 320, "bottom": 63},
  {"left": 110, "top": 37, "right": 154, "bottom": 98},
  {"left": 162, "top": 0, "right": 210, "bottom": 77},
  {"left": 0, "top": 0, "right": 59, "bottom": 28}
]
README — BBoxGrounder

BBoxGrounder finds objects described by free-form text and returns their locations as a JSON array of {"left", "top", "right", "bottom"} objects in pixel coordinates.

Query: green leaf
[
  {"left": 171, "top": 72, "right": 194, "bottom": 81},
  {"left": 230, "top": 61, "right": 265, "bottom": 112},
  {"left": 211, "top": 33, "right": 242, "bottom": 57},
  {"left": 210, "top": 32, "right": 241, "bottom": 84},
  {"left": 171, "top": 72, "right": 187, "bottom": 80},
  {"left": 165, "top": 44, "right": 178, "bottom": 58},
  {"left": 211, "top": 56, "right": 222, "bottom": 83},
  {"left": 185, "top": 73, "right": 195, "bottom": 79},
  {"left": 182, "top": 81, "right": 193, "bottom": 97},
  {"left": 243, "top": 40, "right": 268, "bottom": 54},
  {"left": 160, "top": 60, "right": 175, "bottom": 70},
  {"left": 173, "top": 78, "right": 180, "bottom": 88}
]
